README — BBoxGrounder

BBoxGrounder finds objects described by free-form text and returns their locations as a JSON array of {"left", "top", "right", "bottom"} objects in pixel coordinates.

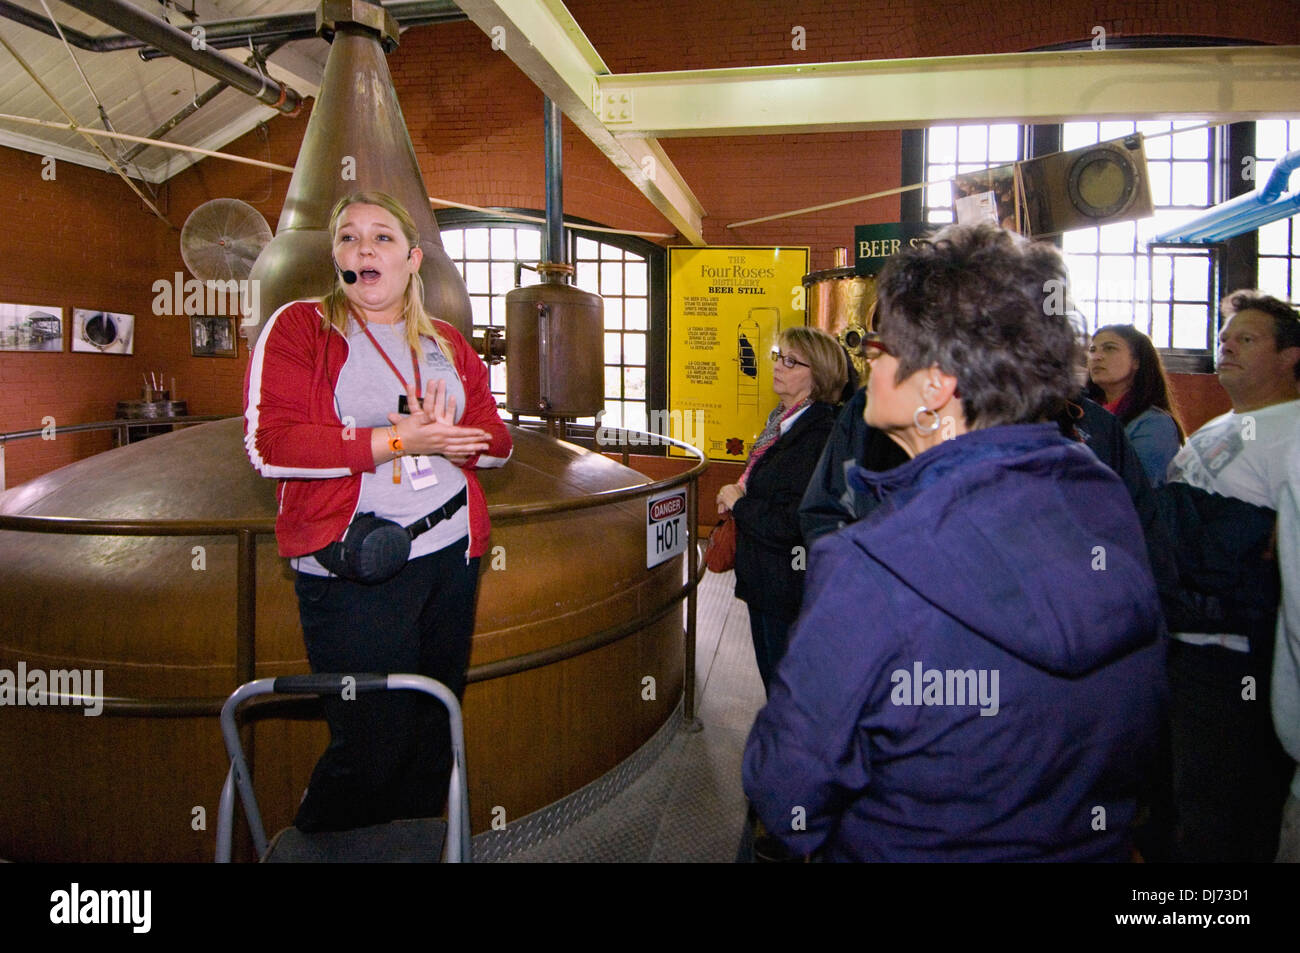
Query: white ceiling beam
[
  {"left": 594, "top": 45, "right": 1300, "bottom": 138},
  {"left": 453, "top": 0, "right": 705, "bottom": 244}
]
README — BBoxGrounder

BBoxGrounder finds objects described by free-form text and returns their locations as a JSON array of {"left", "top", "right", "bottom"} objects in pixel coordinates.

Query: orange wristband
[{"left": 387, "top": 426, "right": 404, "bottom": 456}]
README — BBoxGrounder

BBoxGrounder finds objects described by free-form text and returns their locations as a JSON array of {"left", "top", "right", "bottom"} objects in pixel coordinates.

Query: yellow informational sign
[{"left": 667, "top": 246, "right": 810, "bottom": 461}]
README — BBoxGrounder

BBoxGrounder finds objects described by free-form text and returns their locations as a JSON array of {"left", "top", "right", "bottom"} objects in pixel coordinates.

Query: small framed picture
[
  {"left": 0, "top": 302, "right": 63, "bottom": 352},
  {"left": 190, "top": 315, "right": 238, "bottom": 358},
  {"left": 72, "top": 308, "right": 135, "bottom": 354}
]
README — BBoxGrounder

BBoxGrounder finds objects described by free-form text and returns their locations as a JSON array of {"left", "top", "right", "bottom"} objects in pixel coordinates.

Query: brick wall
[{"left": 1, "top": 0, "right": 1292, "bottom": 486}]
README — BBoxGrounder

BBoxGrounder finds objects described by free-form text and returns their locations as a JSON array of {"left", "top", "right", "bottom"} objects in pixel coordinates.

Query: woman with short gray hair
[{"left": 743, "top": 224, "right": 1165, "bottom": 861}]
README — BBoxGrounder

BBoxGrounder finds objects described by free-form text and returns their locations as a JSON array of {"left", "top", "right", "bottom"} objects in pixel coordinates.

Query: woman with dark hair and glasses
[
  {"left": 1086, "top": 324, "right": 1185, "bottom": 486},
  {"left": 744, "top": 224, "right": 1164, "bottom": 861},
  {"left": 716, "top": 326, "right": 848, "bottom": 696}
]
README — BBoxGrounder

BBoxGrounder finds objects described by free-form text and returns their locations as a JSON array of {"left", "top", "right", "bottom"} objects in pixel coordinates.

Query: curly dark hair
[
  {"left": 1085, "top": 324, "right": 1186, "bottom": 440},
  {"left": 1221, "top": 289, "right": 1300, "bottom": 380},
  {"left": 874, "top": 223, "right": 1079, "bottom": 428}
]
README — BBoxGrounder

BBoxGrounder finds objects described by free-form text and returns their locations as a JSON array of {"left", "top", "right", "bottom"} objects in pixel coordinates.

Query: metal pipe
[
  {"left": 543, "top": 96, "right": 565, "bottom": 269},
  {"left": 123, "top": 40, "right": 286, "bottom": 162},
  {"left": 1156, "top": 149, "right": 1300, "bottom": 244},
  {"left": 0, "top": 1, "right": 464, "bottom": 56},
  {"left": 56, "top": 0, "right": 303, "bottom": 115}
]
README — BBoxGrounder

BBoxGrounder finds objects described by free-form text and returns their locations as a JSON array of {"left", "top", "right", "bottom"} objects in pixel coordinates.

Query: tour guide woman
[
  {"left": 716, "top": 326, "right": 847, "bottom": 695},
  {"left": 244, "top": 191, "right": 511, "bottom": 832},
  {"left": 742, "top": 224, "right": 1164, "bottom": 860}
]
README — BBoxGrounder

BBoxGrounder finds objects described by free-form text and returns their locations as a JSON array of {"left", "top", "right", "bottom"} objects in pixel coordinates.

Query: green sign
[{"left": 853, "top": 223, "right": 931, "bottom": 276}]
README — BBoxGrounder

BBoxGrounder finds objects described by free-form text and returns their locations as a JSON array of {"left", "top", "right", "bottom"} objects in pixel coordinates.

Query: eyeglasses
[
  {"left": 862, "top": 332, "right": 892, "bottom": 361},
  {"left": 771, "top": 350, "right": 810, "bottom": 369}
]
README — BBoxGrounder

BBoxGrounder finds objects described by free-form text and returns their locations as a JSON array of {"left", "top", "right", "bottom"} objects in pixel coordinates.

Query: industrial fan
[{"left": 180, "top": 198, "right": 273, "bottom": 282}]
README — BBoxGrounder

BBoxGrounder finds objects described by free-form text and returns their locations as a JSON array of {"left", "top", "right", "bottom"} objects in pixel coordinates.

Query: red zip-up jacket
[{"left": 244, "top": 300, "right": 512, "bottom": 559}]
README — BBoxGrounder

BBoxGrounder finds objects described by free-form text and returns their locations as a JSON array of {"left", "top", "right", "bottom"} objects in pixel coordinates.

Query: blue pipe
[{"left": 1154, "top": 148, "right": 1300, "bottom": 244}]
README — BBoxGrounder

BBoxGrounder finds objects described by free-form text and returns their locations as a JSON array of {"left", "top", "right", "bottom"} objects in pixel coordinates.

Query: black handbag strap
[{"left": 404, "top": 486, "right": 468, "bottom": 541}]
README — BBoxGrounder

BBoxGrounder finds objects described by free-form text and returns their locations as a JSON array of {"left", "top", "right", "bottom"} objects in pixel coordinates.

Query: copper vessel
[
  {"left": 0, "top": 1, "right": 685, "bottom": 861},
  {"left": 803, "top": 247, "right": 877, "bottom": 381}
]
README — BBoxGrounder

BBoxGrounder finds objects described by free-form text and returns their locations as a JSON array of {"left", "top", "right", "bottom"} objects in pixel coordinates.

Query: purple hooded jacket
[{"left": 743, "top": 423, "right": 1166, "bottom": 861}]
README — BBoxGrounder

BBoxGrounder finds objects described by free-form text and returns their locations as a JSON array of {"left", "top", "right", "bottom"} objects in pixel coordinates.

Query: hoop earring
[{"left": 913, "top": 406, "right": 941, "bottom": 434}]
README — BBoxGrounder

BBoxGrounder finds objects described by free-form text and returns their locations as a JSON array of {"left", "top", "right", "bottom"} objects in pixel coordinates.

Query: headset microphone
[{"left": 333, "top": 260, "right": 358, "bottom": 284}]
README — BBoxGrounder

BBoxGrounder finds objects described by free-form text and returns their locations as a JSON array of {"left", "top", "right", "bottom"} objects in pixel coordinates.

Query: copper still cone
[{"left": 245, "top": 2, "right": 470, "bottom": 343}]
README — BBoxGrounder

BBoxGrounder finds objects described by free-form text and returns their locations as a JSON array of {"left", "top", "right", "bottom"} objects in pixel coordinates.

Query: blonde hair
[
  {"left": 321, "top": 191, "right": 451, "bottom": 360},
  {"left": 780, "top": 326, "right": 848, "bottom": 403}
]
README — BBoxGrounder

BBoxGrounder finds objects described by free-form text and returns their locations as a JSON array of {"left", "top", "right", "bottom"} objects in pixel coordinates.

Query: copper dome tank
[{"left": 0, "top": 1, "right": 688, "bottom": 861}]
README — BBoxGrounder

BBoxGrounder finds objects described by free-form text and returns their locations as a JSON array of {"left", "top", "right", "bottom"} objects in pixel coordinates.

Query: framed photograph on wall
[
  {"left": 190, "top": 315, "right": 238, "bottom": 358},
  {"left": 72, "top": 309, "right": 135, "bottom": 354},
  {"left": 0, "top": 302, "right": 63, "bottom": 352}
]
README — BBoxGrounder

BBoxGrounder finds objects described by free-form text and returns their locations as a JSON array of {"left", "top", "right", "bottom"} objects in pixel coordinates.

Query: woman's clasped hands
[{"left": 388, "top": 378, "right": 491, "bottom": 466}]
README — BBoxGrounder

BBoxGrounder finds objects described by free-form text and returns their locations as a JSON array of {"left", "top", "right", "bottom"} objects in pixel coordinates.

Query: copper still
[
  {"left": 504, "top": 100, "right": 603, "bottom": 420},
  {"left": 803, "top": 247, "right": 877, "bottom": 381},
  {"left": 0, "top": 0, "right": 684, "bottom": 861}
]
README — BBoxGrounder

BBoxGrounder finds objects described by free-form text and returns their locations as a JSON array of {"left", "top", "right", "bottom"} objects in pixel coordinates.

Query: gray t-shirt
[{"left": 294, "top": 318, "right": 469, "bottom": 575}]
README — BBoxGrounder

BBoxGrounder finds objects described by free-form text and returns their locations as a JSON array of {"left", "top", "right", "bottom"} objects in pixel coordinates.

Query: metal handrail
[
  {"left": 0, "top": 425, "right": 708, "bottom": 722},
  {"left": 0, "top": 414, "right": 234, "bottom": 444}
]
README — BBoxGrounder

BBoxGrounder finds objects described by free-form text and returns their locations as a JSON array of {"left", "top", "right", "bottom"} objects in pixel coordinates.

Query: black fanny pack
[{"left": 312, "top": 487, "right": 467, "bottom": 584}]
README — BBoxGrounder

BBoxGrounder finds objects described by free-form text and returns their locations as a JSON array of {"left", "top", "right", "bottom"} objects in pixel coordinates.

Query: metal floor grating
[{"left": 491, "top": 567, "right": 766, "bottom": 863}]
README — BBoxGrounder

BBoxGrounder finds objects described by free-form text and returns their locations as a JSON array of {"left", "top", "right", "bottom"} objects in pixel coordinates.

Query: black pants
[
  {"left": 1168, "top": 639, "right": 1292, "bottom": 862},
  {"left": 293, "top": 539, "right": 480, "bottom": 832}
]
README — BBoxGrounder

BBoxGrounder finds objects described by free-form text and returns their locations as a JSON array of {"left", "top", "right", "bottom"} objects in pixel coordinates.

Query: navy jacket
[{"left": 744, "top": 424, "right": 1166, "bottom": 861}]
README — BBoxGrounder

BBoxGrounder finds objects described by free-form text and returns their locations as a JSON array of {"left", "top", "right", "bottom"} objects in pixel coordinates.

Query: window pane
[
  {"left": 1259, "top": 257, "right": 1288, "bottom": 296},
  {"left": 1256, "top": 120, "right": 1288, "bottom": 160},
  {"left": 603, "top": 298, "right": 622, "bottom": 330},
  {"left": 490, "top": 261, "right": 515, "bottom": 293},
  {"left": 1173, "top": 255, "right": 1209, "bottom": 302},
  {"left": 625, "top": 297, "right": 647, "bottom": 330},
  {"left": 516, "top": 229, "right": 541, "bottom": 261},
  {"left": 442, "top": 230, "right": 463, "bottom": 257},
  {"left": 1259, "top": 220, "right": 1290, "bottom": 256},
  {"left": 464, "top": 228, "right": 490, "bottom": 259},
  {"left": 490, "top": 294, "right": 505, "bottom": 327},
  {"left": 928, "top": 126, "right": 957, "bottom": 164},
  {"left": 1140, "top": 125, "right": 1172, "bottom": 160},
  {"left": 576, "top": 261, "right": 598, "bottom": 291},
  {"left": 490, "top": 228, "right": 515, "bottom": 259},
  {"left": 623, "top": 367, "right": 646, "bottom": 400},
  {"left": 1063, "top": 228, "right": 1099, "bottom": 254},
  {"left": 624, "top": 332, "right": 646, "bottom": 365},
  {"left": 1147, "top": 161, "right": 1172, "bottom": 207},
  {"left": 623, "top": 403, "right": 647, "bottom": 432},
  {"left": 600, "top": 261, "right": 623, "bottom": 295},
  {"left": 1171, "top": 127, "right": 1209, "bottom": 160},
  {"left": 1172, "top": 304, "right": 1207, "bottom": 349},
  {"left": 625, "top": 264, "right": 648, "bottom": 296},
  {"left": 957, "top": 125, "right": 988, "bottom": 161},
  {"left": 464, "top": 261, "right": 489, "bottom": 292},
  {"left": 989, "top": 124, "right": 1020, "bottom": 160},
  {"left": 470, "top": 295, "right": 489, "bottom": 325},
  {"left": 605, "top": 366, "right": 621, "bottom": 399},
  {"left": 1172, "top": 162, "right": 1209, "bottom": 206},
  {"left": 604, "top": 332, "right": 621, "bottom": 364},
  {"left": 575, "top": 237, "right": 600, "bottom": 260},
  {"left": 1098, "top": 221, "right": 1135, "bottom": 254}
]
